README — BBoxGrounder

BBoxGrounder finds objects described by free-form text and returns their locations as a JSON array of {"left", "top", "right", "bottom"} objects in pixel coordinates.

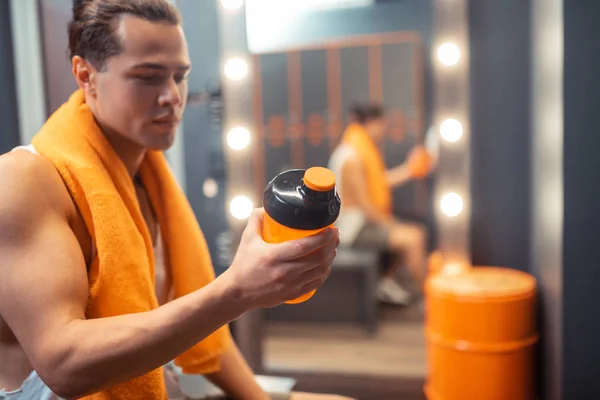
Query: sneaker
[{"left": 377, "top": 277, "right": 412, "bottom": 305}]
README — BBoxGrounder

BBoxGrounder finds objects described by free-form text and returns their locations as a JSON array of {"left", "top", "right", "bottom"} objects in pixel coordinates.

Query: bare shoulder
[
  {"left": 0, "top": 151, "right": 72, "bottom": 237},
  {"left": 0, "top": 151, "right": 89, "bottom": 379}
]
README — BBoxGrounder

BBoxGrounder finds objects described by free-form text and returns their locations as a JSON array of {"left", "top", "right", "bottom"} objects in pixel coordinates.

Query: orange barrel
[
  {"left": 262, "top": 167, "right": 341, "bottom": 304},
  {"left": 424, "top": 267, "right": 538, "bottom": 400}
]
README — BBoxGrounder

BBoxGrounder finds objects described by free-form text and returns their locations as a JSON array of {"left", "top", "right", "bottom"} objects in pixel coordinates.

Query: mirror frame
[{"left": 432, "top": 0, "right": 471, "bottom": 270}]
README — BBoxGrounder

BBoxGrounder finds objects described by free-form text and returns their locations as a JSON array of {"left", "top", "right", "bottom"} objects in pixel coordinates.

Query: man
[
  {"left": 328, "top": 102, "right": 430, "bottom": 305},
  {"left": 0, "top": 1, "right": 348, "bottom": 399}
]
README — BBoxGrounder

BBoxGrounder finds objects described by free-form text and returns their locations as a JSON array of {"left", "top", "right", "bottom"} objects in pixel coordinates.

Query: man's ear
[{"left": 72, "top": 56, "right": 98, "bottom": 98}]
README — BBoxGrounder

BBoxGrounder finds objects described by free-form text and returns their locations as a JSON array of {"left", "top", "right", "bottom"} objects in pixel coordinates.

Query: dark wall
[
  {"left": 178, "top": 0, "right": 230, "bottom": 274},
  {"left": 469, "top": 0, "right": 532, "bottom": 271},
  {"left": 0, "top": 1, "right": 21, "bottom": 153},
  {"left": 39, "top": 0, "right": 78, "bottom": 115},
  {"left": 563, "top": 0, "right": 600, "bottom": 398}
]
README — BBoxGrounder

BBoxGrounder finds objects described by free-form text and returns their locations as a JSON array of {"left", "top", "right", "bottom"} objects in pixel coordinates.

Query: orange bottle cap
[{"left": 303, "top": 167, "right": 336, "bottom": 192}]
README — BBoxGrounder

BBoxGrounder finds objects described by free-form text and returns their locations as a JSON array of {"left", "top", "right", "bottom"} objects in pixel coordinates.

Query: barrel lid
[{"left": 427, "top": 267, "right": 536, "bottom": 300}]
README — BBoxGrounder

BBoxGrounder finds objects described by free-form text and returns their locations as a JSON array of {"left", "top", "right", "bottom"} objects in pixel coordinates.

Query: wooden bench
[{"left": 266, "top": 247, "right": 380, "bottom": 333}]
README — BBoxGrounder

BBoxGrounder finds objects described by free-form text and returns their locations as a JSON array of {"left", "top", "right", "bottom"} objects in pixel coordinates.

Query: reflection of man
[{"left": 328, "top": 102, "right": 431, "bottom": 305}]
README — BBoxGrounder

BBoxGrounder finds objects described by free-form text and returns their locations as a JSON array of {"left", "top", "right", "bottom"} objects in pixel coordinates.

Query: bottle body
[{"left": 262, "top": 212, "right": 334, "bottom": 304}]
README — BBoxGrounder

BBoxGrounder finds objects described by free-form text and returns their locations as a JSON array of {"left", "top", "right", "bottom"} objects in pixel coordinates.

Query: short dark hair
[
  {"left": 348, "top": 102, "right": 386, "bottom": 124},
  {"left": 68, "top": 0, "right": 181, "bottom": 70}
]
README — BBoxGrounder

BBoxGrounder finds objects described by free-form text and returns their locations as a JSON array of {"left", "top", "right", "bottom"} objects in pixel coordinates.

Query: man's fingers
[
  {"left": 295, "top": 269, "right": 331, "bottom": 298},
  {"left": 275, "top": 235, "right": 338, "bottom": 275},
  {"left": 242, "top": 208, "right": 265, "bottom": 240},
  {"left": 298, "top": 259, "right": 333, "bottom": 285},
  {"left": 274, "top": 227, "right": 337, "bottom": 261}
]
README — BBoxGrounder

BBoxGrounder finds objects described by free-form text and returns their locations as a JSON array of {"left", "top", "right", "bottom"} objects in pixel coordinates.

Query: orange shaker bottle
[{"left": 262, "top": 166, "right": 341, "bottom": 304}]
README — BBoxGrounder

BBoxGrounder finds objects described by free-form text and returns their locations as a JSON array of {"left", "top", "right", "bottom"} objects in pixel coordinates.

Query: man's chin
[{"left": 144, "top": 130, "right": 177, "bottom": 151}]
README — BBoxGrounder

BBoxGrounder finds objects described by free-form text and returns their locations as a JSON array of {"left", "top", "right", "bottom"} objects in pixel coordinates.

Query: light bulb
[
  {"left": 440, "top": 192, "right": 463, "bottom": 217},
  {"left": 203, "top": 178, "right": 219, "bottom": 198},
  {"left": 230, "top": 196, "right": 253, "bottom": 220},
  {"left": 224, "top": 57, "right": 248, "bottom": 81},
  {"left": 440, "top": 119, "right": 463, "bottom": 142},
  {"left": 221, "top": 0, "right": 244, "bottom": 10},
  {"left": 227, "top": 127, "right": 251, "bottom": 150},
  {"left": 437, "top": 43, "right": 460, "bottom": 66}
]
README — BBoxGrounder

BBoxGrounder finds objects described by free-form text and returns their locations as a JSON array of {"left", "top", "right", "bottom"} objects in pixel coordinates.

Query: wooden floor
[
  {"left": 269, "top": 370, "right": 427, "bottom": 400},
  {"left": 264, "top": 301, "right": 427, "bottom": 378},
  {"left": 263, "top": 301, "right": 427, "bottom": 399}
]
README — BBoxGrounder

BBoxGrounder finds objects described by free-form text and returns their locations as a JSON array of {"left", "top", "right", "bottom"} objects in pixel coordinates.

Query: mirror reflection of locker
[
  {"left": 236, "top": 0, "right": 438, "bottom": 386},
  {"left": 253, "top": 33, "right": 429, "bottom": 217}
]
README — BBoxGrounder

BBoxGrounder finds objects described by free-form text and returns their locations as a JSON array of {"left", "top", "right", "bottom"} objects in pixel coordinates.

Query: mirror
[{"left": 243, "top": 0, "right": 437, "bottom": 382}]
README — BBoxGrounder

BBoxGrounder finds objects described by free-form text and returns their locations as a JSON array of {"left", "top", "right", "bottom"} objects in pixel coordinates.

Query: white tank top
[{"left": 327, "top": 143, "right": 366, "bottom": 245}]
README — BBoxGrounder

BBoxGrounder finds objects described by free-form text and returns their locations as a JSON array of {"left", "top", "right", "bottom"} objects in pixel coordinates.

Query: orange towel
[
  {"left": 341, "top": 123, "right": 392, "bottom": 215},
  {"left": 31, "top": 89, "right": 232, "bottom": 399}
]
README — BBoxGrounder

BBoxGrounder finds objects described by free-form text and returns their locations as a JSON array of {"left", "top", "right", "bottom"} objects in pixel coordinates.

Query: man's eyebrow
[{"left": 130, "top": 62, "right": 191, "bottom": 71}]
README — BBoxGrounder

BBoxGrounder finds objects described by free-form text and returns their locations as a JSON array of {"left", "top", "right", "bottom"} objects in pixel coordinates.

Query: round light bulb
[
  {"left": 437, "top": 43, "right": 460, "bottom": 66},
  {"left": 220, "top": 0, "right": 244, "bottom": 10},
  {"left": 230, "top": 196, "right": 253, "bottom": 220},
  {"left": 440, "top": 192, "right": 463, "bottom": 217},
  {"left": 227, "top": 126, "right": 251, "bottom": 150},
  {"left": 203, "top": 178, "right": 219, "bottom": 198},
  {"left": 440, "top": 119, "right": 463, "bottom": 142},
  {"left": 224, "top": 57, "right": 248, "bottom": 81}
]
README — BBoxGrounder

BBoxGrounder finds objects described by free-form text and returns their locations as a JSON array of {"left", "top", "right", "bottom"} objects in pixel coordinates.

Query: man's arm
[
  {"left": 0, "top": 155, "right": 248, "bottom": 398},
  {"left": 0, "top": 155, "right": 338, "bottom": 399},
  {"left": 340, "top": 155, "right": 393, "bottom": 226},
  {"left": 386, "top": 163, "right": 413, "bottom": 188}
]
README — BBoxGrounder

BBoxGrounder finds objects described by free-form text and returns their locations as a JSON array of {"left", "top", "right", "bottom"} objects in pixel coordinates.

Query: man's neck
[
  {"left": 88, "top": 103, "right": 146, "bottom": 179},
  {"left": 100, "top": 126, "right": 146, "bottom": 179}
]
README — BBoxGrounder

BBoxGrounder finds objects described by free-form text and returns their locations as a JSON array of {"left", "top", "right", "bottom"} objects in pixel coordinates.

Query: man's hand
[
  {"left": 405, "top": 145, "right": 433, "bottom": 179},
  {"left": 222, "top": 208, "right": 339, "bottom": 309}
]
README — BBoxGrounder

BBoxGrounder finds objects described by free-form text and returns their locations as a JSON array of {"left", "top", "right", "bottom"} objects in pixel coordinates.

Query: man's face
[
  {"left": 365, "top": 117, "right": 388, "bottom": 142},
  {"left": 88, "top": 15, "right": 191, "bottom": 151}
]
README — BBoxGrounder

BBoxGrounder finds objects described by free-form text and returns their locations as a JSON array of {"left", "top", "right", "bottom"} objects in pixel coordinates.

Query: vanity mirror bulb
[
  {"left": 230, "top": 195, "right": 253, "bottom": 220},
  {"left": 437, "top": 43, "right": 460, "bottom": 66},
  {"left": 440, "top": 119, "right": 463, "bottom": 142},
  {"left": 224, "top": 57, "right": 248, "bottom": 81},
  {"left": 440, "top": 192, "right": 464, "bottom": 217}
]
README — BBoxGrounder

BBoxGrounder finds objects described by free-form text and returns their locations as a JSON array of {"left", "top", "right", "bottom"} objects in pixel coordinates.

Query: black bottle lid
[{"left": 263, "top": 167, "right": 341, "bottom": 231}]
